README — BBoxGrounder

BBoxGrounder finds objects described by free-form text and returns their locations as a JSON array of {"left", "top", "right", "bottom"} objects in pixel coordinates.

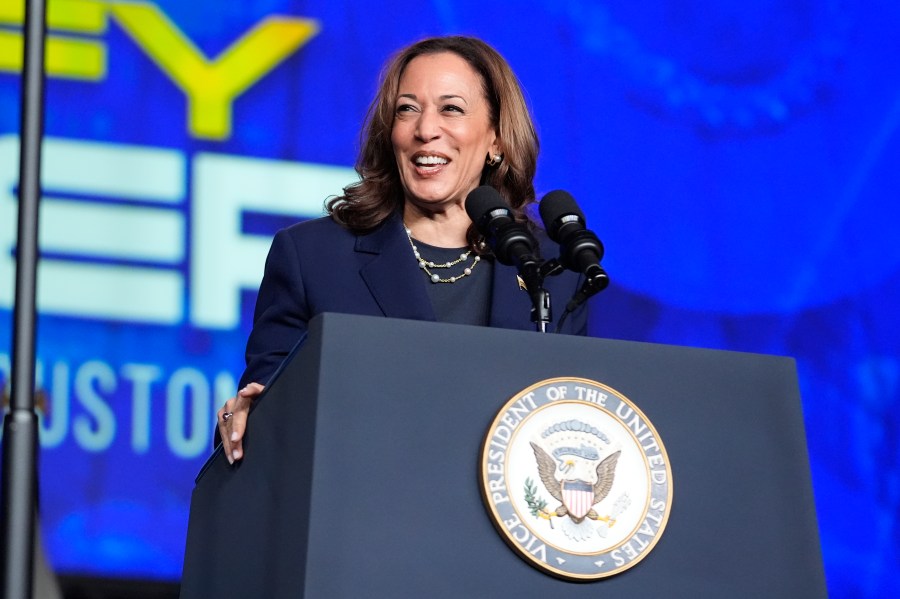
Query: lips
[{"left": 412, "top": 152, "right": 450, "bottom": 172}]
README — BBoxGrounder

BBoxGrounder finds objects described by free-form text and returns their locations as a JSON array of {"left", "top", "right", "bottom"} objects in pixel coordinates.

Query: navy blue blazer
[{"left": 239, "top": 213, "right": 588, "bottom": 388}]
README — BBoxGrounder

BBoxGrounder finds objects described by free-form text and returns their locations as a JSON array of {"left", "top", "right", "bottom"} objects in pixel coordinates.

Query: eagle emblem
[
  {"left": 481, "top": 377, "right": 672, "bottom": 579},
  {"left": 526, "top": 419, "right": 629, "bottom": 540}
]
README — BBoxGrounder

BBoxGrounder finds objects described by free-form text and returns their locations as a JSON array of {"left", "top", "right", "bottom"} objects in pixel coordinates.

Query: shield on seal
[{"left": 561, "top": 480, "right": 594, "bottom": 518}]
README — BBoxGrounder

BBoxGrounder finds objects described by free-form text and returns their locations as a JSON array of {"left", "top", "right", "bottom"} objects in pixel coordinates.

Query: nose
[{"left": 415, "top": 106, "right": 441, "bottom": 141}]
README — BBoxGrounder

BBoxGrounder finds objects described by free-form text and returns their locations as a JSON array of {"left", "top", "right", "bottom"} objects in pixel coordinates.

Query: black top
[{"left": 410, "top": 240, "right": 494, "bottom": 326}]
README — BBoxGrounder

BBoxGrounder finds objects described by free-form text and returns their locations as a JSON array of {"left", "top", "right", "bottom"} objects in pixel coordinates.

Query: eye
[
  {"left": 442, "top": 104, "right": 464, "bottom": 113},
  {"left": 395, "top": 103, "right": 418, "bottom": 114}
]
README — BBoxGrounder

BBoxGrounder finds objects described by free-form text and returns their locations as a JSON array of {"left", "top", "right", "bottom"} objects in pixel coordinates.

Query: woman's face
[{"left": 391, "top": 52, "right": 499, "bottom": 214}]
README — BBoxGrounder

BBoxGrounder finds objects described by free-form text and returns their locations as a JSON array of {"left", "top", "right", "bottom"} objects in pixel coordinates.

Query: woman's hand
[{"left": 217, "top": 383, "right": 265, "bottom": 464}]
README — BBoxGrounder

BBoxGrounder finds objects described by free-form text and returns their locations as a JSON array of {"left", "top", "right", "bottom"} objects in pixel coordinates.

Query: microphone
[
  {"left": 466, "top": 186, "right": 551, "bottom": 330},
  {"left": 465, "top": 185, "right": 540, "bottom": 272},
  {"left": 538, "top": 190, "right": 609, "bottom": 293}
]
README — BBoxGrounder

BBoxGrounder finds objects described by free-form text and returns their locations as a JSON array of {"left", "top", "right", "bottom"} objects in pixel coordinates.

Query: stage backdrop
[{"left": 1, "top": 1, "right": 898, "bottom": 596}]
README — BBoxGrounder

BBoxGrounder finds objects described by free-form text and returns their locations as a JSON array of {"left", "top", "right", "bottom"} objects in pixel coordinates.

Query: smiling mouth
[{"left": 413, "top": 154, "right": 450, "bottom": 170}]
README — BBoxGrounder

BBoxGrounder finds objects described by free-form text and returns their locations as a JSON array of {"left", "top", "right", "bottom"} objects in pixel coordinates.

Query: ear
[{"left": 489, "top": 134, "right": 502, "bottom": 159}]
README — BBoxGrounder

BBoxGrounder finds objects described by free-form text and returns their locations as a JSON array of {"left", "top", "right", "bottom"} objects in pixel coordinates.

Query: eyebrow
[{"left": 396, "top": 93, "right": 469, "bottom": 104}]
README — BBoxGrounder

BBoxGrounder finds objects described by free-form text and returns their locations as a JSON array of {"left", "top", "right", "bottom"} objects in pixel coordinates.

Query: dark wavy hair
[{"left": 326, "top": 36, "right": 539, "bottom": 251}]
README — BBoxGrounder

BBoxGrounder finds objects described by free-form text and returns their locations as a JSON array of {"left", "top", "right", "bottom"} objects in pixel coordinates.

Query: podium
[{"left": 180, "top": 313, "right": 826, "bottom": 598}]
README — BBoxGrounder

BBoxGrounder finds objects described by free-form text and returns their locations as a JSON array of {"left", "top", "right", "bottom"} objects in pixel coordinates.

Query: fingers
[
  {"left": 228, "top": 405, "right": 248, "bottom": 463},
  {"left": 241, "top": 382, "right": 265, "bottom": 399},
  {"left": 217, "top": 383, "right": 265, "bottom": 465},
  {"left": 217, "top": 401, "right": 237, "bottom": 464}
]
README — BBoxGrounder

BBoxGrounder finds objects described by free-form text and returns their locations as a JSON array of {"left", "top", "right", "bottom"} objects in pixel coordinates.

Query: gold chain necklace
[{"left": 404, "top": 226, "right": 480, "bottom": 284}]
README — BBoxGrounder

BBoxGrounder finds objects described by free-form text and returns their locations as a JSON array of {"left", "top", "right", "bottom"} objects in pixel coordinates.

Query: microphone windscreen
[
  {"left": 538, "top": 189, "right": 584, "bottom": 232},
  {"left": 465, "top": 185, "right": 508, "bottom": 223}
]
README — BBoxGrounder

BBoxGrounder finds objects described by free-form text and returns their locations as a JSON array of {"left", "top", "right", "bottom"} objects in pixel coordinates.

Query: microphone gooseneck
[
  {"left": 539, "top": 189, "right": 609, "bottom": 294},
  {"left": 465, "top": 186, "right": 551, "bottom": 331},
  {"left": 539, "top": 190, "right": 610, "bottom": 332}
]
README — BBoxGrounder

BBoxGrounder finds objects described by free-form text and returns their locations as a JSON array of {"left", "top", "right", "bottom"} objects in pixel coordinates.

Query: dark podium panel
[{"left": 181, "top": 313, "right": 825, "bottom": 598}]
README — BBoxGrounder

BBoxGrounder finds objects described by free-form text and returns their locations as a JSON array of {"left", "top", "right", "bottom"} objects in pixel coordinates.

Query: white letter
[
  {"left": 73, "top": 360, "right": 117, "bottom": 451},
  {"left": 0, "top": 135, "right": 18, "bottom": 309},
  {"left": 166, "top": 367, "right": 211, "bottom": 458},
  {"left": 38, "top": 361, "right": 71, "bottom": 448},
  {"left": 0, "top": 135, "right": 187, "bottom": 323},
  {"left": 191, "top": 153, "right": 356, "bottom": 329},
  {"left": 38, "top": 138, "right": 185, "bottom": 323},
  {"left": 121, "top": 363, "right": 162, "bottom": 453}
]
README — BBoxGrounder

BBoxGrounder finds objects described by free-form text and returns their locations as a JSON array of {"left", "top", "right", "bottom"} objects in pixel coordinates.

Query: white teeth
[{"left": 414, "top": 155, "right": 448, "bottom": 166}]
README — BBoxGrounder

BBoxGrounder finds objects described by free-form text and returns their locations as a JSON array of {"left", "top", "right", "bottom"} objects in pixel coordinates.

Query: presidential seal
[{"left": 479, "top": 377, "right": 673, "bottom": 580}]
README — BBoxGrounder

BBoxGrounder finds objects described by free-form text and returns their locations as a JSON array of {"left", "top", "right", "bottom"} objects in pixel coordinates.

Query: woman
[{"left": 217, "top": 36, "right": 588, "bottom": 463}]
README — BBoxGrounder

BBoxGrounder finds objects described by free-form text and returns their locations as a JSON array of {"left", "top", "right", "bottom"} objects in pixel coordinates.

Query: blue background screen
[{"left": 1, "top": 1, "right": 897, "bottom": 596}]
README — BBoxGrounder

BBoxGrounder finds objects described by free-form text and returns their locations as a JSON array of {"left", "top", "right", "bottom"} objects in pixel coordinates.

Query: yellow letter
[
  {"left": 0, "top": 0, "right": 107, "bottom": 80},
  {"left": 109, "top": 2, "right": 319, "bottom": 140}
]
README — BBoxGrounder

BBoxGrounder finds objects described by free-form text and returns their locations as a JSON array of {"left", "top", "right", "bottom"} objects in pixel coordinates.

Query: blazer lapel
[
  {"left": 357, "top": 214, "right": 437, "bottom": 322},
  {"left": 488, "top": 261, "right": 536, "bottom": 331}
]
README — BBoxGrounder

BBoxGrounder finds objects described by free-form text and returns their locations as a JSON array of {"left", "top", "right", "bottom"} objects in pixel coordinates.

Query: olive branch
[{"left": 524, "top": 477, "right": 548, "bottom": 518}]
